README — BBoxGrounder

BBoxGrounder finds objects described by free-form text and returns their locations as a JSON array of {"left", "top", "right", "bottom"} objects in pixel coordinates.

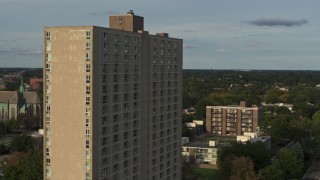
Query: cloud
[{"left": 249, "top": 18, "right": 308, "bottom": 27}]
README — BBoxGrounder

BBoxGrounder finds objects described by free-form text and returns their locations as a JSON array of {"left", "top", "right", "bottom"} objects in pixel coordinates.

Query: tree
[
  {"left": 217, "top": 142, "right": 271, "bottom": 172},
  {"left": 182, "top": 114, "right": 195, "bottom": 123},
  {"left": 11, "top": 134, "right": 35, "bottom": 152},
  {"left": 5, "top": 81, "right": 20, "bottom": 91},
  {"left": 0, "top": 144, "right": 8, "bottom": 155},
  {"left": 229, "top": 156, "right": 259, "bottom": 180},
  {"left": 275, "top": 148, "right": 304, "bottom": 179},
  {"left": 311, "top": 111, "right": 320, "bottom": 135},
  {"left": 182, "top": 126, "right": 192, "bottom": 138},
  {"left": 260, "top": 114, "right": 291, "bottom": 144},
  {"left": 0, "top": 150, "right": 43, "bottom": 180},
  {"left": 259, "top": 164, "right": 285, "bottom": 180}
]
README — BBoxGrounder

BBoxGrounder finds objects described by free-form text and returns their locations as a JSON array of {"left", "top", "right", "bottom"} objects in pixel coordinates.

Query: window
[
  {"left": 125, "top": 35, "right": 129, "bottom": 43},
  {"left": 86, "top": 150, "right": 90, "bottom": 159},
  {"left": 113, "top": 134, "right": 118, "bottom": 142},
  {"left": 114, "top": 64, "right": 119, "bottom": 73},
  {"left": 46, "top": 32, "right": 51, "bottom": 39},
  {"left": 46, "top": 126, "right": 50, "bottom": 136},
  {"left": 86, "top": 75, "right": 90, "bottom": 83},
  {"left": 86, "top": 86, "right": 90, "bottom": 94},
  {"left": 104, "top": 43, "right": 107, "bottom": 51},
  {"left": 86, "top": 118, "right": 90, "bottom": 127},
  {"left": 153, "top": 56, "right": 157, "bottom": 64},
  {"left": 46, "top": 41, "right": 51, "bottom": 51},
  {"left": 86, "top": 64, "right": 90, "bottom": 72},
  {"left": 46, "top": 105, "right": 50, "bottom": 114},
  {"left": 46, "top": 95, "right": 51, "bottom": 103},
  {"left": 103, "top": 53, "right": 108, "bottom": 62},
  {"left": 46, "top": 63, "right": 51, "bottom": 71},
  {"left": 46, "top": 74, "right": 50, "bottom": 83},
  {"left": 46, "top": 148, "right": 50, "bottom": 156},
  {"left": 113, "top": 95, "right": 118, "bottom": 103},
  {"left": 103, "top": 32, "right": 108, "bottom": 41},
  {"left": 46, "top": 158, "right": 51, "bottom": 165},
  {"left": 86, "top": 172, "right": 90, "bottom": 180},
  {"left": 86, "top": 129, "right": 90, "bottom": 137},
  {"left": 46, "top": 116, "right": 51, "bottom": 124},
  {"left": 102, "top": 85, "right": 107, "bottom": 94},
  {"left": 46, "top": 84, "right": 51, "bottom": 93},
  {"left": 46, "top": 53, "right": 51, "bottom": 61},
  {"left": 114, "top": 75, "right": 119, "bottom": 83},
  {"left": 86, "top": 53, "right": 90, "bottom": 61},
  {"left": 134, "top": 37, "right": 139, "bottom": 45},
  {"left": 86, "top": 31, "right": 91, "bottom": 38},
  {"left": 86, "top": 97, "right": 90, "bottom": 105},
  {"left": 86, "top": 42, "right": 90, "bottom": 50},
  {"left": 125, "top": 45, "right": 129, "bottom": 53},
  {"left": 114, "top": 84, "right": 119, "bottom": 93},
  {"left": 86, "top": 108, "right": 90, "bottom": 116},
  {"left": 46, "top": 137, "right": 51, "bottom": 145},
  {"left": 134, "top": 46, "right": 138, "bottom": 53},
  {"left": 86, "top": 140, "right": 90, "bottom": 148},
  {"left": 46, "top": 168, "right": 51, "bottom": 177},
  {"left": 114, "top": 34, "right": 119, "bottom": 43},
  {"left": 114, "top": 44, "right": 119, "bottom": 53}
]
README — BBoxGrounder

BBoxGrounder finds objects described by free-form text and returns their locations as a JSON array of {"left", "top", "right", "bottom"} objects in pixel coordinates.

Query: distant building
[
  {"left": 0, "top": 91, "right": 41, "bottom": 121},
  {"left": 185, "top": 120, "right": 204, "bottom": 136},
  {"left": 30, "top": 77, "right": 43, "bottom": 91},
  {"left": 0, "top": 78, "right": 5, "bottom": 90},
  {"left": 237, "top": 132, "right": 271, "bottom": 150},
  {"left": 182, "top": 139, "right": 219, "bottom": 168},
  {"left": 261, "top": 102, "right": 293, "bottom": 112},
  {"left": 206, "top": 101, "right": 261, "bottom": 136},
  {"left": 182, "top": 107, "right": 196, "bottom": 115},
  {"left": 276, "top": 86, "right": 289, "bottom": 92}
]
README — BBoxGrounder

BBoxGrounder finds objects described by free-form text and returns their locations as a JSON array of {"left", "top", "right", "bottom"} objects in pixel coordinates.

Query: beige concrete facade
[
  {"left": 44, "top": 11, "right": 182, "bottom": 180},
  {"left": 206, "top": 101, "right": 261, "bottom": 136}
]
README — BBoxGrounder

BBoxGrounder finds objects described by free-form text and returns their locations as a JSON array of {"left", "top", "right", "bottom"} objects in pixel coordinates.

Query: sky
[{"left": 0, "top": 0, "right": 320, "bottom": 70}]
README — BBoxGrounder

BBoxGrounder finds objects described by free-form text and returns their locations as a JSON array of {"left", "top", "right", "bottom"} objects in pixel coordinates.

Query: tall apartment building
[
  {"left": 206, "top": 101, "right": 261, "bottom": 136},
  {"left": 43, "top": 11, "right": 182, "bottom": 180}
]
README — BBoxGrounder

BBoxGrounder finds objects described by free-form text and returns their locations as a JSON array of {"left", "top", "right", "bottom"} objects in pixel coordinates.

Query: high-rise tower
[{"left": 43, "top": 11, "right": 182, "bottom": 180}]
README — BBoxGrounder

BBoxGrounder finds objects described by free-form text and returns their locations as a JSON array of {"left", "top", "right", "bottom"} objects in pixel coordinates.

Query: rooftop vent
[{"left": 127, "top": 10, "right": 134, "bottom": 15}]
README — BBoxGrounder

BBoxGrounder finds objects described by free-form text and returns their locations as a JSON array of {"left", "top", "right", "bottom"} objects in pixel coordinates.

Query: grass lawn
[{"left": 183, "top": 168, "right": 219, "bottom": 180}]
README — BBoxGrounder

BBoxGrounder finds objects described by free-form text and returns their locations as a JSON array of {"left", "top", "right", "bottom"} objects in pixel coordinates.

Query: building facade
[
  {"left": 182, "top": 140, "right": 219, "bottom": 168},
  {"left": 206, "top": 101, "right": 261, "bottom": 136},
  {"left": 43, "top": 11, "right": 182, "bottom": 180},
  {"left": 0, "top": 91, "right": 41, "bottom": 121}
]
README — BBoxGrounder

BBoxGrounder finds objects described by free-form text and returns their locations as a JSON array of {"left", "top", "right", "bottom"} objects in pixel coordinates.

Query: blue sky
[{"left": 0, "top": 0, "right": 320, "bottom": 70}]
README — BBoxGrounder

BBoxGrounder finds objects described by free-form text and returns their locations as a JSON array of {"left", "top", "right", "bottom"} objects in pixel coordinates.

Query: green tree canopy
[
  {"left": 11, "top": 134, "right": 35, "bottom": 152},
  {"left": 217, "top": 142, "right": 271, "bottom": 172},
  {"left": 1, "top": 150, "right": 43, "bottom": 180}
]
